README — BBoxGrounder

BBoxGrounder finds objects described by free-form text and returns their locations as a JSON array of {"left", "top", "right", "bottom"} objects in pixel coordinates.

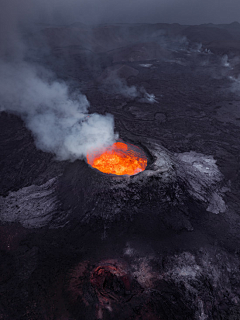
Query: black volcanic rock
[
  {"left": 182, "top": 25, "right": 235, "bottom": 43},
  {"left": 109, "top": 42, "right": 168, "bottom": 63},
  {"left": 0, "top": 112, "right": 66, "bottom": 196},
  {"left": 98, "top": 64, "right": 139, "bottom": 82},
  {"left": 2, "top": 22, "right": 240, "bottom": 320}
]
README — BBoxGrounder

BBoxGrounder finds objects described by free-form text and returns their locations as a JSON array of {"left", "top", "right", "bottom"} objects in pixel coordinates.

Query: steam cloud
[
  {"left": 0, "top": 0, "right": 118, "bottom": 161},
  {"left": 113, "top": 80, "right": 157, "bottom": 103},
  {"left": 0, "top": 61, "right": 117, "bottom": 160},
  {"left": 102, "top": 77, "right": 157, "bottom": 103}
]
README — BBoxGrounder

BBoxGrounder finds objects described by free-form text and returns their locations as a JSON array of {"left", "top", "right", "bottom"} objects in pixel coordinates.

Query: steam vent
[{"left": 87, "top": 142, "right": 147, "bottom": 175}]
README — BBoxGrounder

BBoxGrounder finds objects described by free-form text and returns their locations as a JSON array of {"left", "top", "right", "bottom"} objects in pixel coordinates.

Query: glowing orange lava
[{"left": 87, "top": 142, "right": 147, "bottom": 175}]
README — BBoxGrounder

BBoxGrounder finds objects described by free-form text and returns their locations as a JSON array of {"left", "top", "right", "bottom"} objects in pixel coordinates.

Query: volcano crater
[{"left": 58, "top": 138, "right": 225, "bottom": 234}]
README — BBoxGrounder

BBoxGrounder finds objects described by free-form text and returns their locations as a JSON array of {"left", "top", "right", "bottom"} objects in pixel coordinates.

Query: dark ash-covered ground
[{"left": 1, "top": 22, "right": 240, "bottom": 319}]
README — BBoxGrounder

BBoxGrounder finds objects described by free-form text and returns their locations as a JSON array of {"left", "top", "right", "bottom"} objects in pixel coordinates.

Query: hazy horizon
[{"left": 1, "top": 0, "right": 240, "bottom": 32}]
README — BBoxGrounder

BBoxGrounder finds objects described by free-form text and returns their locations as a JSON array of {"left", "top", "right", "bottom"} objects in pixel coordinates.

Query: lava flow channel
[{"left": 87, "top": 142, "right": 147, "bottom": 175}]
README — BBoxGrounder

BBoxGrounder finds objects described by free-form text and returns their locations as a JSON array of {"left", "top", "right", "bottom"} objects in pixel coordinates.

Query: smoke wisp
[{"left": 101, "top": 75, "right": 157, "bottom": 103}]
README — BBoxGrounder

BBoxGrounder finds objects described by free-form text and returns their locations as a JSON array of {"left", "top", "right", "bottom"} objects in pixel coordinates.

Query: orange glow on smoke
[{"left": 87, "top": 142, "right": 147, "bottom": 176}]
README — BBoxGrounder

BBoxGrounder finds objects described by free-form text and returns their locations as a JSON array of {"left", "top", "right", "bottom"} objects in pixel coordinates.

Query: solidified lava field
[{"left": 1, "top": 22, "right": 240, "bottom": 319}]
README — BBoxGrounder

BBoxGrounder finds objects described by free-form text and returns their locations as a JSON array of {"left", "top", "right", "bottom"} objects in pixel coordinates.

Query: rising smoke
[
  {"left": 0, "top": 0, "right": 118, "bottom": 161},
  {"left": 0, "top": 61, "right": 117, "bottom": 160}
]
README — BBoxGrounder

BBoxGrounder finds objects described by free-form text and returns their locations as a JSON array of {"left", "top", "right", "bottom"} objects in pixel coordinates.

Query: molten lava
[{"left": 87, "top": 142, "right": 147, "bottom": 175}]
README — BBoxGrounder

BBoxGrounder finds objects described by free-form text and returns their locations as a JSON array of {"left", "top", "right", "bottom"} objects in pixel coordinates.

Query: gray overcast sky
[
  {"left": 1, "top": 0, "right": 240, "bottom": 33},
  {"left": 43, "top": 0, "right": 240, "bottom": 25}
]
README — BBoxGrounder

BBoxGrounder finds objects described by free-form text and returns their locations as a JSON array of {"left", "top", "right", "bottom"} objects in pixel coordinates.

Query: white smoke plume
[
  {"left": 0, "top": 0, "right": 119, "bottom": 161},
  {"left": 0, "top": 61, "right": 117, "bottom": 160},
  {"left": 229, "top": 75, "right": 240, "bottom": 94}
]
